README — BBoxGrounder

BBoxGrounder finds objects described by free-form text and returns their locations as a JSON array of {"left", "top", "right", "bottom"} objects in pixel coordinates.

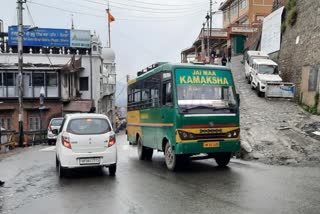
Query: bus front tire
[
  {"left": 165, "top": 142, "right": 180, "bottom": 171},
  {"left": 215, "top": 152, "right": 231, "bottom": 167}
]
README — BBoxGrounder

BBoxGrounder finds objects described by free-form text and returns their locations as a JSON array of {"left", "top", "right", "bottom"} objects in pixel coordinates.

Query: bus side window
[{"left": 162, "top": 82, "right": 172, "bottom": 105}]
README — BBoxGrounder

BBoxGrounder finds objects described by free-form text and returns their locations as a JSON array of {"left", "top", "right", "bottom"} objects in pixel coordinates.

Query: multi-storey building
[
  {"left": 219, "top": 0, "right": 273, "bottom": 54},
  {"left": 0, "top": 25, "right": 116, "bottom": 134}
]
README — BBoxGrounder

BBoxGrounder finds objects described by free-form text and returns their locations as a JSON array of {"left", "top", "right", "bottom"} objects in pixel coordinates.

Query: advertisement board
[
  {"left": 70, "top": 30, "right": 91, "bottom": 48},
  {"left": 261, "top": 7, "right": 284, "bottom": 54},
  {"left": 8, "top": 26, "right": 91, "bottom": 48}
]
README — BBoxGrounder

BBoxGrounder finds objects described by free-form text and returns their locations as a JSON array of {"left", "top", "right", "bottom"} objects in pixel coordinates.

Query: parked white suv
[
  {"left": 250, "top": 58, "right": 282, "bottom": 97},
  {"left": 47, "top": 117, "right": 64, "bottom": 145},
  {"left": 54, "top": 113, "right": 117, "bottom": 177},
  {"left": 244, "top": 50, "right": 270, "bottom": 82}
]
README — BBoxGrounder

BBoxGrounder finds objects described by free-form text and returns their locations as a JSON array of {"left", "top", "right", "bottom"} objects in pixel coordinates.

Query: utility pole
[
  {"left": 209, "top": 0, "right": 212, "bottom": 45},
  {"left": 201, "top": 22, "right": 205, "bottom": 62},
  {"left": 17, "top": 0, "right": 25, "bottom": 146},
  {"left": 206, "top": 12, "right": 210, "bottom": 60}
]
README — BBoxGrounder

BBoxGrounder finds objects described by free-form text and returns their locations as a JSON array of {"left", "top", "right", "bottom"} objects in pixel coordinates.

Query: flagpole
[{"left": 107, "top": 1, "right": 111, "bottom": 48}]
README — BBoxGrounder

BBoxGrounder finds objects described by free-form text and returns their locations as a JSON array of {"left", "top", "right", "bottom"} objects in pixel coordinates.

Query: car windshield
[
  {"left": 51, "top": 119, "right": 63, "bottom": 126},
  {"left": 177, "top": 85, "right": 237, "bottom": 112},
  {"left": 258, "top": 65, "right": 278, "bottom": 74},
  {"left": 67, "top": 118, "right": 111, "bottom": 135}
]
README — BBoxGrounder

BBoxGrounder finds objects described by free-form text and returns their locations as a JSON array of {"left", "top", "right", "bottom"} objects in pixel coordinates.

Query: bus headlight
[
  {"left": 178, "top": 130, "right": 196, "bottom": 140},
  {"left": 226, "top": 130, "right": 240, "bottom": 138}
]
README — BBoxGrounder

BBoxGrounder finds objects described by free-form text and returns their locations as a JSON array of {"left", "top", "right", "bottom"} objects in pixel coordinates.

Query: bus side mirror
[{"left": 236, "top": 94, "right": 240, "bottom": 104}]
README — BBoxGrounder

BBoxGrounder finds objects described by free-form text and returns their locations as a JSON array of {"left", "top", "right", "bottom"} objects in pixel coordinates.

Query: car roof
[
  {"left": 50, "top": 117, "right": 64, "bottom": 121},
  {"left": 247, "top": 51, "right": 269, "bottom": 57},
  {"left": 65, "top": 113, "right": 109, "bottom": 120},
  {"left": 252, "top": 58, "right": 278, "bottom": 66}
]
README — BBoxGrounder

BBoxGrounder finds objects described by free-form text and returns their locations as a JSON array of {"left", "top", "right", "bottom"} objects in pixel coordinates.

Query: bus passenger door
[{"left": 159, "top": 80, "right": 174, "bottom": 150}]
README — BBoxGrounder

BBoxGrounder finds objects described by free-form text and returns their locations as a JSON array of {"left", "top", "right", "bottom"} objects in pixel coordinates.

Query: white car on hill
[
  {"left": 250, "top": 58, "right": 282, "bottom": 97},
  {"left": 54, "top": 113, "right": 117, "bottom": 178}
]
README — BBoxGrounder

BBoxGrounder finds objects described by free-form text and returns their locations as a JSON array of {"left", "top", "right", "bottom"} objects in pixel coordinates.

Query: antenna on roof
[{"left": 71, "top": 14, "right": 74, "bottom": 30}]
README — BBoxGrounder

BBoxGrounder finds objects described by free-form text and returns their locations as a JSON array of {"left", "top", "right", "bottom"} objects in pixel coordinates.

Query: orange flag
[{"left": 107, "top": 9, "right": 115, "bottom": 23}]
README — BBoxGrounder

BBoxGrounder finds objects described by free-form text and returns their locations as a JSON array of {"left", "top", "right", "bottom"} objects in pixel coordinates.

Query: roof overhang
[{"left": 63, "top": 100, "right": 94, "bottom": 112}]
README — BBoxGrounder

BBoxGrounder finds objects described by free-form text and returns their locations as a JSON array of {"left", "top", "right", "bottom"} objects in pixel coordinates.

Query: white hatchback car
[
  {"left": 54, "top": 113, "right": 117, "bottom": 177},
  {"left": 47, "top": 117, "right": 64, "bottom": 145}
]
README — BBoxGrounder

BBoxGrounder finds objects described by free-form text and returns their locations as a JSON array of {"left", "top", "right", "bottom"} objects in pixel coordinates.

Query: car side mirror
[
  {"left": 279, "top": 70, "right": 282, "bottom": 75},
  {"left": 52, "top": 129, "right": 59, "bottom": 135}
]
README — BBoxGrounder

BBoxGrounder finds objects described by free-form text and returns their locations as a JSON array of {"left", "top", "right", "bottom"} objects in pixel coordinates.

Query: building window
[
  {"left": 3, "top": 73, "right": 15, "bottom": 86},
  {"left": 80, "top": 77, "right": 89, "bottom": 91},
  {"left": 230, "top": 2, "right": 238, "bottom": 17},
  {"left": 32, "top": 73, "right": 45, "bottom": 86},
  {"left": 256, "top": 15, "right": 265, "bottom": 22},
  {"left": 46, "top": 73, "right": 58, "bottom": 86},
  {"left": 0, "top": 117, "right": 11, "bottom": 130},
  {"left": 29, "top": 116, "right": 40, "bottom": 131},
  {"left": 240, "top": 0, "right": 247, "bottom": 9}
]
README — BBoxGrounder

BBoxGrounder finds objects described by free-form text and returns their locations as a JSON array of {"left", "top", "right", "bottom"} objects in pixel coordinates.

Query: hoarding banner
[
  {"left": 261, "top": 7, "right": 285, "bottom": 54},
  {"left": 8, "top": 26, "right": 91, "bottom": 48},
  {"left": 70, "top": 30, "right": 91, "bottom": 48}
]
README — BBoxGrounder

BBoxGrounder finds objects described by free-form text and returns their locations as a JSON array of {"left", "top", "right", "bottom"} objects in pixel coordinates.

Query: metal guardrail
[{"left": 0, "top": 129, "right": 48, "bottom": 152}]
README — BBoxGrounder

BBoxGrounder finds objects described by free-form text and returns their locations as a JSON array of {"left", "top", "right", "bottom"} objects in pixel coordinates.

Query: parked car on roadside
[
  {"left": 244, "top": 50, "right": 270, "bottom": 82},
  {"left": 54, "top": 113, "right": 117, "bottom": 178},
  {"left": 47, "top": 117, "right": 64, "bottom": 145},
  {"left": 250, "top": 58, "right": 282, "bottom": 97}
]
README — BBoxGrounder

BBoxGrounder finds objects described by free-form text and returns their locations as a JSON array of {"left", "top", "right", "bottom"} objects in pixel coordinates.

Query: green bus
[{"left": 127, "top": 62, "right": 240, "bottom": 171}]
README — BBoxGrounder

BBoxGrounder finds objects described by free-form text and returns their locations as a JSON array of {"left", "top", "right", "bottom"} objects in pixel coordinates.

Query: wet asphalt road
[{"left": 1, "top": 132, "right": 320, "bottom": 214}]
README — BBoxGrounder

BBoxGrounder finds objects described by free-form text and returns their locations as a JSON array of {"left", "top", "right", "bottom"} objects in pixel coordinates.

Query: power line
[
  {"left": 77, "top": 0, "right": 207, "bottom": 14},
  {"left": 108, "top": 0, "right": 207, "bottom": 11},
  {"left": 57, "top": 0, "right": 206, "bottom": 20},
  {"left": 109, "top": 0, "right": 208, "bottom": 7},
  {"left": 28, "top": 1, "right": 206, "bottom": 22}
]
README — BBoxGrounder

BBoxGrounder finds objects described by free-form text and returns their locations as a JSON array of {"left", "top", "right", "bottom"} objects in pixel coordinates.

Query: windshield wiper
[
  {"left": 182, "top": 105, "right": 237, "bottom": 113},
  {"left": 182, "top": 105, "right": 214, "bottom": 112}
]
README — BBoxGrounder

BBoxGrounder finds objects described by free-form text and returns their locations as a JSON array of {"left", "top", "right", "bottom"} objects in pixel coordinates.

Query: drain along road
[{"left": 1, "top": 133, "right": 320, "bottom": 214}]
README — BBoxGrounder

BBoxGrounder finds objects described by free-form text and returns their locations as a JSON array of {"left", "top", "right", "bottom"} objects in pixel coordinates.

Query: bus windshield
[{"left": 177, "top": 85, "right": 237, "bottom": 113}]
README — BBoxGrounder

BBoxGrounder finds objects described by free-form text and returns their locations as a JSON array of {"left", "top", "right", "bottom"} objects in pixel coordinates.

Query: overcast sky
[{"left": 0, "top": 0, "right": 224, "bottom": 83}]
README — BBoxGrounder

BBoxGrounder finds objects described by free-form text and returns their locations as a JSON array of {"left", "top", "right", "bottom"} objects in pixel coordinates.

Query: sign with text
[
  {"left": 175, "top": 68, "right": 233, "bottom": 86},
  {"left": 231, "top": 27, "right": 258, "bottom": 33},
  {"left": 8, "top": 26, "right": 91, "bottom": 48}
]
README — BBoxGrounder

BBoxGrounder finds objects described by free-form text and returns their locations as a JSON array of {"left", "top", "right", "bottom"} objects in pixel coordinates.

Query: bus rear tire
[
  {"left": 164, "top": 142, "right": 180, "bottom": 171},
  {"left": 137, "top": 136, "right": 152, "bottom": 160},
  {"left": 145, "top": 148, "right": 153, "bottom": 161},
  {"left": 215, "top": 152, "right": 231, "bottom": 167}
]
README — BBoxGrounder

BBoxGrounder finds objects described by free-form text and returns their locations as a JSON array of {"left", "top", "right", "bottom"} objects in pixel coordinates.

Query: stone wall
[{"left": 278, "top": 0, "right": 320, "bottom": 103}]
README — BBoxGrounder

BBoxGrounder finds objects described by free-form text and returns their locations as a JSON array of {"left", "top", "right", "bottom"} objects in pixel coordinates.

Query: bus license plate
[
  {"left": 79, "top": 158, "right": 100, "bottom": 165},
  {"left": 203, "top": 142, "right": 220, "bottom": 148}
]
